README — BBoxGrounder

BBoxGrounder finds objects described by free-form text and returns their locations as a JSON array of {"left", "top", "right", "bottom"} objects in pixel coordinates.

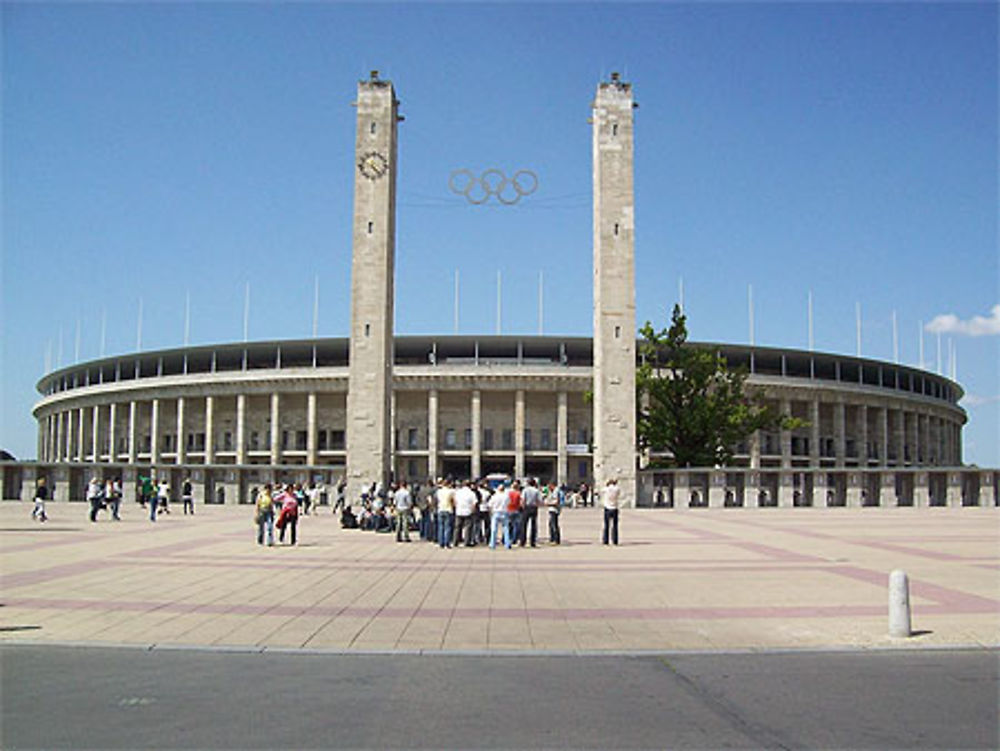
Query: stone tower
[
  {"left": 346, "top": 71, "right": 400, "bottom": 502},
  {"left": 592, "top": 73, "right": 637, "bottom": 506}
]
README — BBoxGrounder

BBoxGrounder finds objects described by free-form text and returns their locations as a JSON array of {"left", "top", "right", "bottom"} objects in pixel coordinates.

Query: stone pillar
[
  {"left": 878, "top": 407, "right": 889, "bottom": 467},
  {"left": 76, "top": 407, "right": 86, "bottom": 462},
  {"left": 913, "top": 471, "right": 930, "bottom": 508},
  {"left": 108, "top": 403, "right": 117, "bottom": 462},
  {"left": 427, "top": 389, "right": 438, "bottom": 480},
  {"left": 880, "top": 471, "right": 896, "bottom": 507},
  {"left": 345, "top": 72, "right": 399, "bottom": 502},
  {"left": 749, "top": 429, "right": 761, "bottom": 470},
  {"left": 591, "top": 73, "right": 637, "bottom": 505},
  {"left": 834, "top": 402, "right": 846, "bottom": 468},
  {"left": 744, "top": 470, "right": 760, "bottom": 508},
  {"left": 809, "top": 400, "right": 820, "bottom": 467},
  {"left": 779, "top": 471, "right": 797, "bottom": 508},
  {"left": 19, "top": 465, "right": 38, "bottom": 503},
  {"left": 91, "top": 405, "right": 101, "bottom": 461},
  {"left": 55, "top": 412, "right": 63, "bottom": 461},
  {"left": 978, "top": 472, "right": 995, "bottom": 508},
  {"left": 54, "top": 466, "right": 70, "bottom": 502},
  {"left": 946, "top": 471, "right": 962, "bottom": 507},
  {"left": 812, "top": 469, "right": 829, "bottom": 507},
  {"left": 557, "top": 391, "right": 568, "bottom": 486},
  {"left": 471, "top": 390, "right": 482, "bottom": 480},
  {"left": 150, "top": 399, "right": 160, "bottom": 465},
  {"left": 205, "top": 396, "right": 215, "bottom": 464},
  {"left": 845, "top": 471, "right": 862, "bottom": 507},
  {"left": 893, "top": 409, "right": 905, "bottom": 467},
  {"left": 270, "top": 392, "right": 281, "bottom": 465},
  {"left": 779, "top": 399, "right": 792, "bottom": 469},
  {"left": 857, "top": 405, "right": 868, "bottom": 466},
  {"left": 906, "top": 411, "right": 918, "bottom": 467},
  {"left": 128, "top": 401, "right": 137, "bottom": 464},
  {"left": 236, "top": 394, "right": 246, "bottom": 465},
  {"left": 176, "top": 397, "right": 186, "bottom": 465},
  {"left": 515, "top": 389, "right": 525, "bottom": 479},
  {"left": 708, "top": 470, "right": 727, "bottom": 508},
  {"left": 306, "top": 392, "right": 318, "bottom": 466}
]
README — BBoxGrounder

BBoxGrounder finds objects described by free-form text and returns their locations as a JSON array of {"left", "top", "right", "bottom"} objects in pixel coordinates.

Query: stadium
[{"left": 14, "top": 73, "right": 994, "bottom": 509}]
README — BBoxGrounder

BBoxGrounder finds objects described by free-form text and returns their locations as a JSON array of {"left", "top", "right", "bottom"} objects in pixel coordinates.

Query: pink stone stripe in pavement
[{"left": 1, "top": 503, "right": 997, "bottom": 651}]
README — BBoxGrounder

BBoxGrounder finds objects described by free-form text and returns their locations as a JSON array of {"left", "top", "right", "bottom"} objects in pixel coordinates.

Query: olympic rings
[{"left": 449, "top": 168, "right": 539, "bottom": 205}]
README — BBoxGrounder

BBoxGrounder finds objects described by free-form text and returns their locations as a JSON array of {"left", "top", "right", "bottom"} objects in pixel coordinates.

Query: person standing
[
  {"left": 435, "top": 479, "right": 456, "bottom": 549},
  {"left": 255, "top": 485, "right": 275, "bottom": 546},
  {"left": 489, "top": 482, "right": 510, "bottom": 550},
  {"left": 276, "top": 486, "right": 299, "bottom": 545},
  {"left": 182, "top": 477, "right": 194, "bottom": 515},
  {"left": 506, "top": 480, "right": 523, "bottom": 548},
  {"left": 157, "top": 478, "right": 171, "bottom": 515},
  {"left": 86, "top": 477, "right": 104, "bottom": 523},
  {"left": 32, "top": 477, "right": 49, "bottom": 522},
  {"left": 519, "top": 478, "right": 541, "bottom": 547},
  {"left": 454, "top": 480, "right": 478, "bottom": 547},
  {"left": 545, "top": 482, "right": 562, "bottom": 545},
  {"left": 393, "top": 480, "right": 413, "bottom": 542},
  {"left": 601, "top": 478, "right": 621, "bottom": 545}
]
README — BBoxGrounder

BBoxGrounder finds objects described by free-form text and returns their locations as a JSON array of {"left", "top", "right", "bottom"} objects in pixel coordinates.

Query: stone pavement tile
[
  {"left": 526, "top": 618, "right": 575, "bottom": 650},
  {"left": 487, "top": 614, "right": 532, "bottom": 650},
  {"left": 305, "top": 615, "right": 381, "bottom": 650},
  {"left": 440, "top": 617, "right": 489, "bottom": 651},
  {"left": 349, "top": 615, "right": 413, "bottom": 650},
  {"left": 261, "top": 615, "right": 336, "bottom": 648},
  {"left": 393, "top": 616, "right": 450, "bottom": 651}
]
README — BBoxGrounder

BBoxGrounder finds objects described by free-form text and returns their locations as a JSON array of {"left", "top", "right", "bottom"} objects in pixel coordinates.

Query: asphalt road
[{"left": 2, "top": 645, "right": 996, "bottom": 749}]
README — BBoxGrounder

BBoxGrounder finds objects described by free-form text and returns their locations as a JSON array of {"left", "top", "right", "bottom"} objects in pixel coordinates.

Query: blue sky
[{"left": 2, "top": 2, "right": 997, "bottom": 465}]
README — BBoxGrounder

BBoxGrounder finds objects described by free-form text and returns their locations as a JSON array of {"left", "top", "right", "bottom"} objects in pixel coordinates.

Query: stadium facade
[{"left": 21, "top": 73, "right": 991, "bottom": 508}]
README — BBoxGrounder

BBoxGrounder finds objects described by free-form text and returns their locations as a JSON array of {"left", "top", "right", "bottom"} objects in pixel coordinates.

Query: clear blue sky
[{"left": 2, "top": 2, "right": 997, "bottom": 466}]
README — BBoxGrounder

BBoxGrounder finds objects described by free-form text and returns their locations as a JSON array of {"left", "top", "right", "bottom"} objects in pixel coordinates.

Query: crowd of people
[
  {"left": 339, "top": 476, "right": 623, "bottom": 548},
  {"left": 29, "top": 471, "right": 624, "bottom": 547}
]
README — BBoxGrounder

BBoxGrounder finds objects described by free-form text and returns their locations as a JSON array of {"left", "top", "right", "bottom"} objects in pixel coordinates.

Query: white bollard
[{"left": 889, "top": 569, "right": 912, "bottom": 638}]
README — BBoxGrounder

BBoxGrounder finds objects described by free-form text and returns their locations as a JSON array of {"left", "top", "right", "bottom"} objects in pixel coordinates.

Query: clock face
[{"left": 359, "top": 151, "right": 388, "bottom": 180}]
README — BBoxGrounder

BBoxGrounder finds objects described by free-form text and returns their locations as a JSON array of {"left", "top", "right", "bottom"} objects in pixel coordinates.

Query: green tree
[{"left": 637, "top": 304, "right": 797, "bottom": 468}]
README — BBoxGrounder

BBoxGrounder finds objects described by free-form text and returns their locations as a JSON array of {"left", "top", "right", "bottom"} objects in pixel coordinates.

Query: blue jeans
[
  {"left": 437, "top": 511, "right": 454, "bottom": 548},
  {"left": 490, "top": 510, "right": 509, "bottom": 549},
  {"left": 602, "top": 508, "right": 619, "bottom": 545},
  {"left": 507, "top": 511, "right": 522, "bottom": 547},
  {"left": 257, "top": 513, "right": 274, "bottom": 545}
]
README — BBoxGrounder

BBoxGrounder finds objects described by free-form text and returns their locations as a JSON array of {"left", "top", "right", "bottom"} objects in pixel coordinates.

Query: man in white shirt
[
  {"left": 393, "top": 481, "right": 413, "bottom": 542},
  {"left": 489, "top": 483, "right": 510, "bottom": 550},
  {"left": 602, "top": 478, "right": 621, "bottom": 545},
  {"left": 454, "top": 480, "right": 478, "bottom": 547}
]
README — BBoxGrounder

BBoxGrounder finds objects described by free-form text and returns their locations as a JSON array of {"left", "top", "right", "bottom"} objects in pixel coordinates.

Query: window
[
  {"left": 281, "top": 431, "right": 289, "bottom": 450},
  {"left": 614, "top": 223, "right": 619, "bottom": 236},
  {"left": 502, "top": 429, "right": 513, "bottom": 450},
  {"left": 614, "top": 325, "right": 621, "bottom": 339},
  {"left": 163, "top": 434, "right": 173, "bottom": 451},
  {"left": 367, "top": 221, "right": 373, "bottom": 234},
  {"left": 407, "top": 459, "right": 418, "bottom": 478},
  {"left": 540, "top": 429, "right": 551, "bottom": 450},
  {"left": 330, "top": 430, "right": 346, "bottom": 450},
  {"left": 408, "top": 428, "right": 418, "bottom": 449},
  {"left": 370, "top": 121, "right": 377, "bottom": 134},
  {"left": 483, "top": 429, "right": 493, "bottom": 451},
  {"left": 364, "top": 323, "right": 370, "bottom": 337},
  {"left": 444, "top": 428, "right": 456, "bottom": 449},
  {"left": 296, "top": 431, "right": 307, "bottom": 450},
  {"left": 612, "top": 123, "right": 618, "bottom": 136},
  {"left": 196, "top": 433, "right": 205, "bottom": 451},
  {"left": 318, "top": 431, "right": 328, "bottom": 450},
  {"left": 464, "top": 428, "right": 472, "bottom": 449},
  {"left": 250, "top": 432, "right": 259, "bottom": 450},
  {"left": 578, "top": 428, "right": 589, "bottom": 445},
  {"left": 224, "top": 432, "right": 233, "bottom": 450},
  {"left": 524, "top": 429, "right": 532, "bottom": 450}
]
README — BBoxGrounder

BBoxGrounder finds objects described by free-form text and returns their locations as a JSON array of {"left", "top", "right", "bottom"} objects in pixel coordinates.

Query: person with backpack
[
  {"left": 255, "top": 485, "right": 275, "bottom": 546},
  {"left": 87, "top": 477, "right": 105, "bottom": 523},
  {"left": 182, "top": 477, "right": 194, "bottom": 515}
]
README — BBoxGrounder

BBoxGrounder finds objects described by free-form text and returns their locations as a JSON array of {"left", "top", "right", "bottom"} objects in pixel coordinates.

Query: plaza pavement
[{"left": 1, "top": 500, "right": 997, "bottom": 653}]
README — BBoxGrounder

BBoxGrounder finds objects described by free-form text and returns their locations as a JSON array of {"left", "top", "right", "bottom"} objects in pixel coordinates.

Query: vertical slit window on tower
[
  {"left": 367, "top": 221, "right": 373, "bottom": 234},
  {"left": 612, "top": 123, "right": 618, "bottom": 137},
  {"left": 370, "top": 122, "right": 377, "bottom": 134},
  {"left": 364, "top": 323, "right": 371, "bottom": 337},
  {"left": 614, "top": 223, "right": 619, "bottom": 236},
  {"left": 614, "top": 325, "right": 621, "bottom": 339}
]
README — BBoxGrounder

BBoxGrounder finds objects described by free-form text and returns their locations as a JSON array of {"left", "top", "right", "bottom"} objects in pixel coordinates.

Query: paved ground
[
  {"left": 1, "top": 501, "right": 997, "bottom": 652},
  {"left": 2, "top": 644, "right": 996, "bottom": 749}
]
